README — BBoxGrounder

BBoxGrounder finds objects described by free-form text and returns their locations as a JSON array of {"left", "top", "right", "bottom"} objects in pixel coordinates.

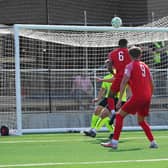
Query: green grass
[{"left": 0, "top": 130, "right": 168, "bottom": 168}]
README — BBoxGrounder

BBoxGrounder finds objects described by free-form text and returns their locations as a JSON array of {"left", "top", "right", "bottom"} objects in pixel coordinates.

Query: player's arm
[
  {"left": 126, "top": 85, "right": 132, "bottom": 100},
  {"left": 119, "top": 74, "right": 129, "bottom": 100},
  {"left": 92, "top": 88, "right": 105, "bottom": 103},
  {"left": 96, "top": 77, "right": 114, "bottom": 83},
  {"left": 116, "top": 74, "right": 129, "bottom": 109},
  {"left": 116, "top": 85, "right": 128, "bottom": 103}
]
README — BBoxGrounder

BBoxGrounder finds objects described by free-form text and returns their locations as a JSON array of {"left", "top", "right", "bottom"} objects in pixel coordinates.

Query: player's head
[
  {"left": 105, "top": 59, "right": 113, "bottom": 74},
  {"left": 129, "top": 46, "right": 142, "bottom": 59},
  {"left": 118, "top": 39, "right": 128, "bottom": 47}
]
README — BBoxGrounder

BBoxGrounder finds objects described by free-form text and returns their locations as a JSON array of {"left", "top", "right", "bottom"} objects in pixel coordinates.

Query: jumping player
[
  {"left": 98, "top": 39, "right": 131, "bottom": 124},
  {"left": 101, "top": 46, "right": 158, "bottom": 149}
]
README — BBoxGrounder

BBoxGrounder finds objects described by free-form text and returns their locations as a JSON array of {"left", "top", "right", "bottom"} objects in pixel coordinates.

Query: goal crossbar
[{"left": 14, "top": 24, "right": 168, "bottom": 32}]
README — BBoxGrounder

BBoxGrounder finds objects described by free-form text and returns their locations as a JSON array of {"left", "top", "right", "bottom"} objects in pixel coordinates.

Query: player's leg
[
  {"left": 101, "top": 108, "right": 128, "bottom": 149},
  {"left": 95, "top": 107, "right": 114, "bottom": 132},
  {"left": 83, "top": 105, "right": 102, "bottom": 136},
  {"left": 107, "top": 79, "right": 121, "bottom": 124},
  {"left": 109, "top": 85, "right": 129, "bottom": 125},
  {"left": 84, "top": 98, "right": 114, "bottom": 138},
  {"left": 85, "top": 108, "right": 114, "bottom": 138},
  {"left": 109, "top": 98, "right": 126, "bottom": 125},
  {"left": 107, "top": 90, "right": 116, "bottom": 114},
  {"left": 101, "top": 98, "right": 133, "bottom": 149},
  {"left": 109, "top": 96, "right": 119, "bottom": 125},
  {"left": 91, "top": 106, "right": 101, "bottom": 129},
  {"left": 92, "top": 98, "right": 108, "bottom": 128},
  {"left": 84, "top": 98, "right": 108, "bottom": 137},
  {"left": 138, "top": 114, "right": 158, "bottom": 148},
  {"left": 87, "top": 108, "right": 108, "bottom": 138}
]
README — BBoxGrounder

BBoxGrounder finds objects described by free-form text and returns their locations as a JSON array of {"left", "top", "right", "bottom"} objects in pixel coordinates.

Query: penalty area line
[{"left": 0, "top": 158, "right": 168, "bottom": 167}]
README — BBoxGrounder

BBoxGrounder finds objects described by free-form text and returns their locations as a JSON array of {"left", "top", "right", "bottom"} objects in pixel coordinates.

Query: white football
[{"left": 111, "top": 17, "right": 122, "bottom": 28}]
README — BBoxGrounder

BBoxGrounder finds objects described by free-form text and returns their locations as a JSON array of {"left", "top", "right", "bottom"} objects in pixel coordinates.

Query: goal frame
[{"left": 13, "top": 24, "right": 168, "bottom": 134}]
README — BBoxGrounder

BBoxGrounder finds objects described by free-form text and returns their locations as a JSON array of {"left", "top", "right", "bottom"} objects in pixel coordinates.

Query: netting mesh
[
  {"left": 15, "top": 16, "right": 168, "bottom": 49},
  {"left": 0, "top": 17, "right": 168, "bottom": 132},
  {"left": 0, "top": 28, "right": 16, "bottom": 131},
  {"left": 146, "top": 16, "right": 168, "bottom": 27}
]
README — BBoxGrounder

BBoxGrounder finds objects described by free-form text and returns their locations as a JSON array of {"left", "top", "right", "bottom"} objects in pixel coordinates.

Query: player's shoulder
[
  {"left": 108, "top": 50, "right": 115, "bottom": 56},
  {"left": 139, "top": 61, "right": 148, "bottom": 66},
  {"left": 125, "top": 61, "right": 134, "bottom": 70},
  {"left": 114, "top": 48, "right": 130, "bottom": 57},
  {"left": 112, "top": 48, "right": 123, "bottom": 53},
  {"left": 109, "top": 48, "right": 120, "bottom": 58},
  {"left": 118, "top": 47, "right": 129, "bottom": 51},
  {"left": 133, "top": 61, "right": 149, "bottom": 70},
  {"left": 108, "top": 48, "right": 119, "bottom": 54},
  {"left": 139, "top": 61, "right": 150, "bottom": 70}
]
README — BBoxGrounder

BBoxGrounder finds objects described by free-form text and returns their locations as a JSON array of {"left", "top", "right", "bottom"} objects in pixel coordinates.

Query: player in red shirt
[
  {"left": 101, "top": 46, "right": 158, "bottom": 149},
  {"left": 100, "top": 39, "right": 131, "bottom": 124}
]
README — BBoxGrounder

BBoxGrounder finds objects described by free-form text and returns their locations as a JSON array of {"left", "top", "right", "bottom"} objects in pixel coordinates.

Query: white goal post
[{"left": 0, "top": 22, "right": 168, "bottom": 135}]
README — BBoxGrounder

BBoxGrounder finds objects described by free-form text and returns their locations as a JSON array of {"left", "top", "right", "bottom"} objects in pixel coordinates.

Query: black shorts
[
  {"left": 99, "top": 98, "right": 108, "bottom": 107},
  {"left": 114, "top": 97, "right": 126, "bottom": 106},
  {"left": 98, "top": 97, "right": 126, "bottom": 110}
]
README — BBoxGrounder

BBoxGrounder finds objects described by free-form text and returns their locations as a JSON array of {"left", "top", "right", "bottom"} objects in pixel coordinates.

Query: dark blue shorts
[{"left": 99, "top": 98, "right": 108, "bottom": 107}]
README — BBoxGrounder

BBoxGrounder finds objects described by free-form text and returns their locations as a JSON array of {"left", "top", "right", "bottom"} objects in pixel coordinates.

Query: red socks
[
  {"left": 139, "top": 120, "right": 154, "bottom": 142},
  {"left": 107, "top": 97, "right": 115, "bottom": 111},
  {"left": 112, "top": 112, "right": 154, "bottom": 143},
  {"left": 113, "top": 113, "right": 123, "bottom": 140}
]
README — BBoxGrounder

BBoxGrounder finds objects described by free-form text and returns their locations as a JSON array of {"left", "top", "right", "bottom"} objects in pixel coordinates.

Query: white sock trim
[
  {"left": 111, "top": 110, "right": 115, "bottom": 115},
  {"left": 92, "top": 128, "right": 96, "bottom": 133},
  {"left": 112, "top": 139, "right": 118, "bottom": 145},
  {"left": 151, "top": 140, "right": 156, "bottom": 145}
]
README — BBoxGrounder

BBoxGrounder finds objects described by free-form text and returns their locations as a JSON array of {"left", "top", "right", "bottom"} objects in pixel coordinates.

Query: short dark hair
[
  {"left": 129, "top": 46, "right": 142, "bottom": 59},
  {"left": 118, "top": 39, "right": 128, "bottom": 47}
]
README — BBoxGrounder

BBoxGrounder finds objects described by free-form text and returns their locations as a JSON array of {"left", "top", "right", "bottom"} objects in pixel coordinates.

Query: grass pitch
[{"left": 0, "top": 130, "right": 167, "bottom": 168}]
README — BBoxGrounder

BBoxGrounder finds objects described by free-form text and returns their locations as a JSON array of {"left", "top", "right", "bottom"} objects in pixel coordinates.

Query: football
[{"left": 111, "top": 17, "right": 122, "bottom": 28}]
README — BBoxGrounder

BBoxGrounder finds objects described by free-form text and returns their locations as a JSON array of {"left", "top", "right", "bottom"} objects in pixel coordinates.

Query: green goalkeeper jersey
[
  {"left": 101, "top": 73, "right": 113, "bottom": 98},
  {"left": 101, "top": 73, "right": 127, "bottom": 102}
]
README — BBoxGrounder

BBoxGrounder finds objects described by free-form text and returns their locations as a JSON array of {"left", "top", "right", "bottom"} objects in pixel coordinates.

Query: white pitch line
[
  {"left": 0, "top": 135, "right": 167, "bottom": 144},
  {"left": 0, "top": 158, "right": 168, "bottom": 167}
]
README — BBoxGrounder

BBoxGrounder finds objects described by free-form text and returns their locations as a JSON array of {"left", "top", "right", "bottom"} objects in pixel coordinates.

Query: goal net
[{"left": 0, "top": 17, "right": 168, "bottom": 134}]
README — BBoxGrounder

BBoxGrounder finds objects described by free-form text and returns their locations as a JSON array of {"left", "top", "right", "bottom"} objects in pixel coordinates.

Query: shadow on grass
[
  {"left": 83, "top": 135, "right": 143, "bottom": 152},
  {"left": 90, "top": 137, "right": 128, "bottom": 145},
  {"left": 107, "top": 147, "right": 143, "bottom": 152}
]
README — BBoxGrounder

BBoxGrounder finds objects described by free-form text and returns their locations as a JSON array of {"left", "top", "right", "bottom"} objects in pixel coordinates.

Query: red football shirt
[
  {"left": 108, "top": 48, "right": 131, "bottom": 79},
  {"left": 125, "top": 60, "right": 153, "bottom": 99}
]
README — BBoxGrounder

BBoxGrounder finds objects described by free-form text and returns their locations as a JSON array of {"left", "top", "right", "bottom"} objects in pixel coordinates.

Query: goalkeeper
[{"left": 83, "top": 59, "right": 127, "bottom": 138}]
